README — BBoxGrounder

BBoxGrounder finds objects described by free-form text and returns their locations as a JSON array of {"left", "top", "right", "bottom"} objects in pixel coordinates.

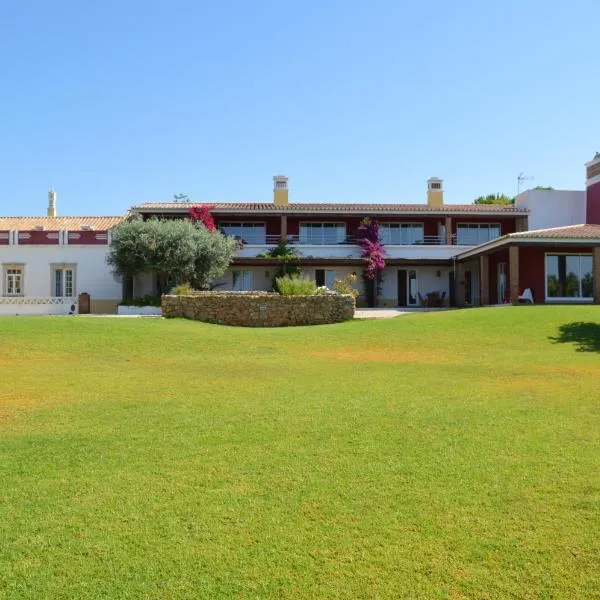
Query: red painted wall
[
  {"left": 586, "top": 181, "right": 600, "bottom": 224},
  {"left": 18, "top": 231, "right": 60, "bottom": 244},
  {"left": 67, "top": 231, "right": 109, "bottom": 245},
  {"left": 0, "top": 231, "right": 8, "bottom": 245},
  {"left": 264, "top": 217, "right": 280, "bottom": 237},
  {"left": 517, "top": 246, "right": 592, "bottom": 304}
]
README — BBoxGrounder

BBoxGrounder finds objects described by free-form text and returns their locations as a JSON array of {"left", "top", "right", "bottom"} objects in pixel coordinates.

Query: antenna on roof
[{"left": 517, "top": 172, "right": 534, "bottom": 194}]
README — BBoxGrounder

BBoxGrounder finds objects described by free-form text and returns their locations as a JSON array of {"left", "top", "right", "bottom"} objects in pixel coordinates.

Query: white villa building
[{"left": 0, "top": 192, "right": 123, "bottom": 315}]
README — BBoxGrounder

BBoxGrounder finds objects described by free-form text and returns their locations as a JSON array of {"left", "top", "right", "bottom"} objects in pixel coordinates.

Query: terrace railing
[{"left": 236, "top": 233, "right": 468, "bottom": 246}]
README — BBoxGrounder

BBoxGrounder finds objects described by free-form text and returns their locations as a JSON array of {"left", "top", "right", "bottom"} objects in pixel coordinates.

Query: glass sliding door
[
  {"left": 232, "top": 270, "right": 253, "bottom": 291},
  {"left": 546, "top": 254, "right": 593, "bottom": 301},
  {"left": 315, "top": 269, "right": 335, "bottom": 288},
  {"left": 497, "top": 262, "right": 507, "bottom": 303},
  {"left": 380, "top": 224, "right": 424, "bottom": 245},
  {"left": 408, "top": 270, "right": 418, "bottom": 305},
  {"left": 300, "top": 223, "right": 346, "bottom": 245},
  {"left": 398, "top": 269, "right": 418, "bottom": 306}
]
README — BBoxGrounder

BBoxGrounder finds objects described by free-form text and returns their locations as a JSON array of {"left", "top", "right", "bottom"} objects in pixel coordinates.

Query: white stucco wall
[
  {"left": 515, "top": 189, "right": 586, "bottom": 230},
  {"left": 379, "top": 266, "right": 454, "bottom": 307},
  {"left": 213, "top": 265, "right": 365, "bottom": 297},
  {"left": 0, "top": 245, "right": 121, "bottom": 299},
  {"left": 0, "top": 245, "right": 121, "bottom": 315}
]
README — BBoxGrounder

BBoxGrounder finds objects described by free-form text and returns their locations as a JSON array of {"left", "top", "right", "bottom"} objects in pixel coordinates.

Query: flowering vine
[
  {"left": 188, "top": 205, "right": 216, "bottom": 232},
  {"left": 357, "top": 217, "right": 386, "bottom": 280}
]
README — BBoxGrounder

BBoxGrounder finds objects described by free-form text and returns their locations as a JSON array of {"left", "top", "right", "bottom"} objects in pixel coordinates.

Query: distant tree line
[{"left": 473, "top": 186, "right": 553, "bottom": 205}]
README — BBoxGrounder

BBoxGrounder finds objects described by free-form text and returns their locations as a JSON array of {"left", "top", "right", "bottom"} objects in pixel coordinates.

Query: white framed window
[
  {"left": 232, "top": 269, "right": 253, "bottom": 291},
  {"left": 379, "top": 223, "right": 424, "bottom": 245},
  {"left": 220, "top": 223, "right": 266, "bottom": 244},
  {"left": 4, "top": 265, "right": 24, "bottom": 296},
  {"left": 52, "top": 265, "right": 76, "bottom": 297},
  {"left": 299, "top": 223, "right": 346, "bottom": 245},
  {"left": 545, "top": 254, "right": 593, "bottom": 301},
  {"left": 456, "top": 223, "right": 501, "bottom": 245}
]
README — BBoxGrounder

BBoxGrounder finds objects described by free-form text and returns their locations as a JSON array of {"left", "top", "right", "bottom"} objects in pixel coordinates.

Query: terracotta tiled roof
[
  {"left": 507, "top": 224, "right": 600, "bottom": 239},
  {"left": 456, "top": 223, "right": 600, "bottom": 260},
  {"left": 131, "top": 202, "right": 527, "bottom": 214},
  {"left": 0, "top": 216, "right": 124, "bottom": 231}
]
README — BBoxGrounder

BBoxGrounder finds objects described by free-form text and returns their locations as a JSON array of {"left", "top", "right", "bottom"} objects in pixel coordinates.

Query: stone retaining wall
[{"left": 161, "top": 292, "right": 355, "bottom": 327}]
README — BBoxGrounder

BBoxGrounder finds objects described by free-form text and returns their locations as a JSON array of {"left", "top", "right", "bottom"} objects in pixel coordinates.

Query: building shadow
[{"left": 550, "top": 322, "right": 600, "bottom": 353}]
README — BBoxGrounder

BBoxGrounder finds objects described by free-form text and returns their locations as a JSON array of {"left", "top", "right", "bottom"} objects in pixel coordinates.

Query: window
[
  {"left": 456, "top": 223, "right": 501, "bottom": 245},
  {"left": 299, "top": 223, "right": 346, "bottom": 245},
  {"left": 52, "top": 266, "right": 75, "bottom": 297},
  {"left": 4, "top": 266, "right": 23, "bottom": 296},
  {"left": 315, "top": 269, "right": 335, "bottom": 288},
  {"left": 232, "top": 270, "right": 253, "bottom": 291},
  {"left": 546, "top": 254, "right": 593, "bottom": 301},
  {"left": 379, "top": 223, "right": 424, "bottom": 245},
  {"left": 220, "top": 223, "right": 265, "bottom": 244}
]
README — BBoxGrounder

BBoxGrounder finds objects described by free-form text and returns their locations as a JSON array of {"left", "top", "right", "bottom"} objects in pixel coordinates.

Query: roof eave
[
  {"left": 456, "top": 235, "right": 600, "bottom": 260},
  {"left": 131, "top": 206, "right": 528, "bottom": 217}
]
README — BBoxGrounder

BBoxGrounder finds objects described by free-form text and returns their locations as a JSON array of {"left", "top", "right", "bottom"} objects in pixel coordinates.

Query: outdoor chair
[
  {"left": 519, "top": 288, "right": 534, "bottom": 303},
  {"left": 439, "top": 291, "right": 446, "bottom": 306}
]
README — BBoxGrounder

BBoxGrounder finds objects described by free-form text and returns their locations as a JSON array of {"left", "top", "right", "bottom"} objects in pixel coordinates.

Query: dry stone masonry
[{"left": 162, "top": 292, "right": 355, "bottom": 327}]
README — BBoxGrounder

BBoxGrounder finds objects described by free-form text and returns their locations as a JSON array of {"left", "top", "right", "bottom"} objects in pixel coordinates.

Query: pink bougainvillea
[
  {"left": 188, "top": 205, "right": 216, "bottom": 232},
  {"left": 357, "top": 217, "right": 386, "bottom": 280}
]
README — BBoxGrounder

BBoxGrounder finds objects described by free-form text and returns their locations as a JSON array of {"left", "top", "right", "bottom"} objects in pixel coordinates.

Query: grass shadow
[{"left": 550, "top": 321, "right": 600, "bottom": 353}]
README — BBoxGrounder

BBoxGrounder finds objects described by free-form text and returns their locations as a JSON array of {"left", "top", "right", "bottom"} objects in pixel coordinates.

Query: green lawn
[{"left": 1, "top": 307, "right": 599, "bottom": 599}]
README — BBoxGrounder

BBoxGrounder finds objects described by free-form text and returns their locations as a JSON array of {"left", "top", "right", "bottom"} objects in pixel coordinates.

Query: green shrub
[
  {"left": 121, "top": 295, "right": 161, "bottom": 307},
  {"left": 257, "top": 242, "right": 302, "bottom": 292},
  {"left": 275, "top": 274, "right": 316, "bottom": 296},
  {"left": 171, "top": 283, "right": 194, "bottom": 295},
  {"left": 333, "top": 273, "right": 359, "bottom": 298}
]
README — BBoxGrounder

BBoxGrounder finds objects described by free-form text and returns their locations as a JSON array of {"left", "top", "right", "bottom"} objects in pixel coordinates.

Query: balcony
[
  {"left": 234, "top": 233, "right": 474, "bottom": 260},
  {"left": 246, "top": 234, "right": 459, "bottom": 246}
]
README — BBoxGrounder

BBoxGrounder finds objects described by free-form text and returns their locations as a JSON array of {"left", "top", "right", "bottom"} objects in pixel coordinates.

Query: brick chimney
[
  {"left": 47, "top": 189, "right": 57, "bottom": 217},
  {"left": 273, "top": 175, "right": 289, "bottom": 206},
  {"left": 586, "top": 152, "right": 600, "bottom": 224},
  {"left": 427, "top": 178, "right": 443, "bottom": 207}
]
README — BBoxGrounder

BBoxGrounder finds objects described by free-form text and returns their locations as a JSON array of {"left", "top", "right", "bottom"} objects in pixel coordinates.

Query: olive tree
[{"left": 107, "top": 218, "right": 238, "bottom": 300}]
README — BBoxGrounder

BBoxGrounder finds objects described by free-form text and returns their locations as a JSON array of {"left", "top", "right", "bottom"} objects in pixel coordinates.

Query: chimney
[
  {"left": 47, "top": 189, "right": 57, "bottom": 217},
  {"left": 273, "top": 175, "right": 289, "bottom": 206},
  {"left": 427, "top": 178, "right": 443, "bottom": 207},
  {"left": 585, "top": 152, "right": 600, "bottom": 224}
]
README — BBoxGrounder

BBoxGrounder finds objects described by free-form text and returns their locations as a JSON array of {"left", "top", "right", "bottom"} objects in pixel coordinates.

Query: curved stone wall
[{"left": 161, "top": 292, "right": 355, "bottom": 327}]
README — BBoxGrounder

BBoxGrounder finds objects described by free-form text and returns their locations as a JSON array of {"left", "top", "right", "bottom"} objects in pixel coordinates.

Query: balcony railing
[
  {"left": 232, "top": 233, "right": 492, "bottom": 246},
  {"left": 255, "top": 234, "right": 459, "bottom": 246}
]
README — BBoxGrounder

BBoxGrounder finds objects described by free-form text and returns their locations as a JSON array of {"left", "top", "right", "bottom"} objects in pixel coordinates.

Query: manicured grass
[{"left": 1, "top": 307, "right": 599, "bottom": 599}]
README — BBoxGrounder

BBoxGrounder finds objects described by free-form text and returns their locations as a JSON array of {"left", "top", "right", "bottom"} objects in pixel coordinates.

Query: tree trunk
[{"left": 122, "top": 276, "right": 134, "bottom": 304}]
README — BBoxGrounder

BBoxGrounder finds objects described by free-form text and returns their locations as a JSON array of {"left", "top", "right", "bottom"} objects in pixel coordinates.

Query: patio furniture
[
  {"left": 519, "top": 288, "right": 534, "bottom": 303},
  {"left": 424, "top": 291, "right": 446, "bottom": 307}
]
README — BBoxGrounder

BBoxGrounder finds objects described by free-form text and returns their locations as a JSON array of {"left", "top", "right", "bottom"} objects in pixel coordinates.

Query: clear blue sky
[{"left": 2, "top": 0, "right": 599, "bottom": 216}]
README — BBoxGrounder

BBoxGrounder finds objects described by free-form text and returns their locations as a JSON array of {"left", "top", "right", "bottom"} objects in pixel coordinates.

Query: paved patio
[{"left": 354, "top": 307, "right": 455, "bottom": 319}]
